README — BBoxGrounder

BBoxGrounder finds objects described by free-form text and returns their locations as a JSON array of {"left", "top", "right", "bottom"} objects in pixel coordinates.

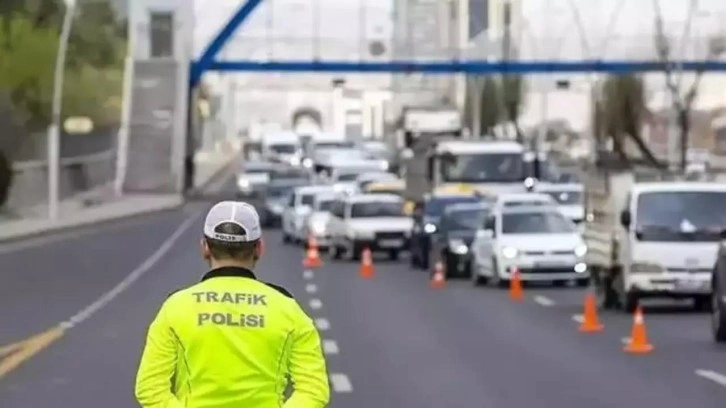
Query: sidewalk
[{"left": 0, "top": 146, "right": 240, "bottom": 243}]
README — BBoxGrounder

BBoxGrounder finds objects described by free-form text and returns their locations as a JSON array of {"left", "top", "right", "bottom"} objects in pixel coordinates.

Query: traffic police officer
[{"left": 135, "top": 201, "right": 330, "bottom": 407}]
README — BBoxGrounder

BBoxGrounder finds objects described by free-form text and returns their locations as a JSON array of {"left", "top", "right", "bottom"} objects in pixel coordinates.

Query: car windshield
[
  {"left": 335, "top": 174, "right": 357, "bottom": 182},
  {"left": 316, "top": 199, "right": 334, "bottom": 212},
  {"left": 267, "top": 182, "right": 305, "bottom": 197},
  {"left": 443, "top": 208, "right": 489, "bottom": 231},
  {"left": 424, "top": 196, "right": 481, "bottom": 217},
  {"left": 635, "top": 191, "right": 726, "bottom": 242},
  {"left": 301, "top": 193, "right": 315, "bottom": 206},
  {"left": 350, "top": 201, "right": 403, "bottom": 218},
  {"left": 440, "top": 153, "right": 525, "bottom": 183},
  {"left": 543, "top": 191, "right": 582, "bottom": 205},
  {"left": 270, "top": 144, "right": 297, "bottom": 154},
  {"left": 243, "top": 164, "right": 273, "bottom": 174},
  {"left": 502, "top": 211, "right": 576, "bottom": 234}
]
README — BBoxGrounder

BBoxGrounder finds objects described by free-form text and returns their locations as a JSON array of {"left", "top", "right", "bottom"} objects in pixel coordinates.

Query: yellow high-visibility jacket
[{"left": 134, "top": 266, "right": 330, "bottom": 408}]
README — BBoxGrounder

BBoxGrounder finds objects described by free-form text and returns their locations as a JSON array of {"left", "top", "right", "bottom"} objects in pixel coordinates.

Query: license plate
[
  {"left": 379, "top": 239, "right": 403, "bottom": 248},
  {"left": 676, "top": 279, "right": 701, "bottom": 289}
]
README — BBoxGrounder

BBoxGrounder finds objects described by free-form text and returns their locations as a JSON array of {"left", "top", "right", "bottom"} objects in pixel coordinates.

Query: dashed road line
[
  {"left": 621, "top": 337, "right": 631, "bottom": 344},
  {"left": 534, "top": 295, "right": 555, "bottom": 307},
  {"left": 330, "top": 373, "right": 353, "bottom": 393},
  {"left": 315, "top": 318, "right": 330, "bottom": 331},
  {"left": 695, "top": 369, "right": 726, "bottom": 387},
  {"left": 309, "top": 299, "right": 323, "bottom": 310},
  {"left": 322, "top": 340, "right": 339, "bottom": 355},
  {"left": 571, "top": 314, "right": 584, "bottom": 323},
  {"left": 303, "top": 270, "right": 314, "bottom": 279},
  {"left": 305, "top": 284, "right": 318, "bottom": 294}
]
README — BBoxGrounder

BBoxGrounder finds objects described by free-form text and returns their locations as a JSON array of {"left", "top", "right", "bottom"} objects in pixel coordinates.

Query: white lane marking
[
  {"left": 303, "top": 270, "right": 314, "bottom": 279},
  {"left": 534, "top": 295, "right": 555, "bottom": 307},
  {"left": 571, "top": 314, "right": 584, "bottom": 323},
  {"left": 309, "top": 299, "right": 323, "bottom": 310},
  {"left": 315, "top": 318, "right": 330, "bottom": 331},
  {"left": 621, "top": 337, "right": 631, "bottom": 344},
  {"left": 60, "top": 212, "right": 200, "bottom": 329},
  {"left": 322, "top": 339, "right": 339, "bottom": 354},
  {"left": 305, "top": 284, "right": 318, "bottom": 294},
  {"left": 695, "top": 369, "right": 726, "bottom": 387},
  {"left": 329, "top": 373, "right": 353, "bottom": 393}
]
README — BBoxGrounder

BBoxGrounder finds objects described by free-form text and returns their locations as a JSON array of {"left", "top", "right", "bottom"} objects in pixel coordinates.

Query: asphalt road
[{"left": 1, "top": 176, "right": 726, "bottom": 407}]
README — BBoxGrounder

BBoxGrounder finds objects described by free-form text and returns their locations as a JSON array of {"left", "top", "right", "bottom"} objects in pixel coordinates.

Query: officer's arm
[
  {"left": 284, "top": 309, "right": 331, "bottom": 408},
  {"left": 134, "top": 302, "right": 184, "bottom": 408}
]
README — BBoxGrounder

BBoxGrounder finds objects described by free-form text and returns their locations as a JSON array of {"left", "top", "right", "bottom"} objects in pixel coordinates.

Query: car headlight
[
  {"left": 574, "top": 244, "right": 588, "bottom": 257},
  {"left": 501, "top": 246, "right": 519, "bottom": 259},
  {"left": 237, "top": 178, "right": 250, "bottom": 189},
  {"left": 302, "top": 158, "right": 313, "bottom": 168},
  {"left": 424, "top": 223, "right": 437, "bottom": 234},
  {"left": 449, "top": 239, "right": 468, "bottom": 255},
  {"left": 311, "top": 221, "right": 327, "bottom": 234}
]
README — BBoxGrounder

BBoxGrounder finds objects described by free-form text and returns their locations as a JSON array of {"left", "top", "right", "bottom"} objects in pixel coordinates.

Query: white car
[
  {"left": 535, "top": 183, "right": 584, "bottom": 223},
  {"left": 281, "top": 185, "right": 334, "bottom": 244},
  {"left": 471, "top": 205, "right": 589, "bottom": 287},
  {"left": 327, "top": 194, "right": 413, "bottom": 261},
  {"left": 302, "top": 192, "right": 339, "bottom": 248}
]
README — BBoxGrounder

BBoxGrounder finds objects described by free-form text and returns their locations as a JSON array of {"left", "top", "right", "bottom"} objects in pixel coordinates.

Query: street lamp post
[{"left": 47, "top": 0, "right": 76, "bottom": 220}]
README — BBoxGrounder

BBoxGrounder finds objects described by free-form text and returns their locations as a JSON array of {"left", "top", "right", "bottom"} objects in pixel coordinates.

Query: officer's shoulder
[{"left": 262, "top": 281, "right": 295, "bottom": 299}]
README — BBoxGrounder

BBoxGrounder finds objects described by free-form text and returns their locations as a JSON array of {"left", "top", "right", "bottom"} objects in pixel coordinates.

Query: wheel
[
  {"left": 444, "top": 252, "right": 458, "bottom": 278},
  {"left": 490, "top": 258, "right": 508, "bottom": 288},
  {"left": 471, "top": 260, "right": 488, "bottom": 286},
  {"left": 409, "top": 249, "right": 420, "bottom": 268},
  {"left": 388, "top": 249, "right": 399, "bottom": 261},
  {"left": 711, "top": 283, "right": 726, "bottom": 342},
  {"left": 332, "top": 245, "right": 343, "bottom": 260},
  {"left": 346, "top": 241, "right": 362, "bottom": 262},
  {"left": 694, "top": 296, "right": 712, "bottom": 312},
  {"left": 622, "top": 291, "right": 639, "bottom": 313}
]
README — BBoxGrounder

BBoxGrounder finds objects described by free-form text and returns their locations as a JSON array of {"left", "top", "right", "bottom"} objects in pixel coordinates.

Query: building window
[{"left": 149, "top": 11, "right": 174, "bottom": 58}]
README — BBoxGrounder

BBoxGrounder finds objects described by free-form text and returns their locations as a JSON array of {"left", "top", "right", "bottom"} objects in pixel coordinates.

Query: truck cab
[{"left": 585, "top": 167, "right": 726, "bottom": 312}]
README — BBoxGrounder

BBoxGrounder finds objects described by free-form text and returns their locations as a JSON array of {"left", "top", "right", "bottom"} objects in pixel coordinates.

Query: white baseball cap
[{"left": 203, "top": 201, "right": 262, "bottom": 243}]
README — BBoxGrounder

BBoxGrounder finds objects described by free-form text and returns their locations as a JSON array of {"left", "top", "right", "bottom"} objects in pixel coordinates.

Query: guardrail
[{"left": 7, "top": 149, "right": 116, "bottom": 212}]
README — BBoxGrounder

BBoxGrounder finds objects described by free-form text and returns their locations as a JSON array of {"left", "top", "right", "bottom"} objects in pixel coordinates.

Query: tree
[
  {"left": 653, "top": 0, "right": 726, "bottom": 171},
  {"left": 479, "top": 76, "right": 502, "bottom": 137},
  {"left": 500, "top": 75, "right": 525, "bottom": 142},
  {"left": 0, "top": 14, "right": 57, "bottom": 128},
  {"left": 595, "top": 74, "right": 664, "bottom": 167}
]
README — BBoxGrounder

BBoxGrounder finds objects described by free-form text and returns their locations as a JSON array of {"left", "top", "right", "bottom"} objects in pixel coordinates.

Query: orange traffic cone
[
  {"left": 359, "top": 247, "right": 375, "bottom": 279},
  {"left": 578, "top": 291, "right": 604, "bottom": 333},
  {"left": 623, "top": 306, "right": 654, "bottom": 354},
  {"left": 303, "top": 236, "right": 322, "bottom": 268},
  {"left": 509, "top": 267, "right": 524, "bottom": 301},
  {"left": 430, "top": 261, "right": 446, "bottom": 289}
]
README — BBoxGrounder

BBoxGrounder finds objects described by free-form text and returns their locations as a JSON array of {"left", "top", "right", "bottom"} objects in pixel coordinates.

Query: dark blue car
[{"left": 409, "top": 194, "right": 483, "bottom": 270}]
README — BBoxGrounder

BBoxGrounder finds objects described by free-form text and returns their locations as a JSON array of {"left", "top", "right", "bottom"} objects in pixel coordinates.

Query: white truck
[{"left": 584, "top": 162, "right": 726, "bottom": 312}]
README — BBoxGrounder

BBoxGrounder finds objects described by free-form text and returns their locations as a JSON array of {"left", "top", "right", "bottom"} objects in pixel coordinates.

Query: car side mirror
[{"left": 620, "top": 210, "right": 631, "bottom": 229}]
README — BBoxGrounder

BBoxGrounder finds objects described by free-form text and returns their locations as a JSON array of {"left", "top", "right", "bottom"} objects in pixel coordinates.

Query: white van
[{"left": 262, "top": 131, "right": 302, "bottom": 166}]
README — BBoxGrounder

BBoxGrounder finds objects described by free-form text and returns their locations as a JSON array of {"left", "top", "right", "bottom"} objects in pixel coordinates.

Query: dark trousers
[{"left": 183, "top": 155, "right": 195, "bottom": 192}]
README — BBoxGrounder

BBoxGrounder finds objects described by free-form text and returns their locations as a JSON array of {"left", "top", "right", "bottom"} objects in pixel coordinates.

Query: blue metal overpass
[{"left": 190, "top": 0, "right": 726, "bottom": 87}]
